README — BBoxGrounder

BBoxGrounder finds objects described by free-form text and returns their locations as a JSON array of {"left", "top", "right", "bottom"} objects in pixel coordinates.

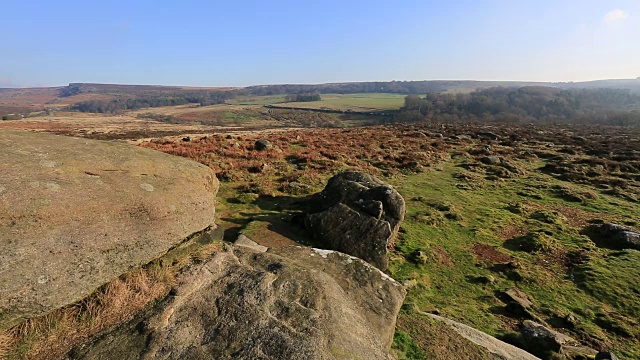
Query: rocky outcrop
[
  {"left": 305, "top": 171, "right": 405, "bottom": 270},
  {"left": 0, "top": 130, "right": 218, "bottom": 329},
  {"left": 67, "top": 245, "right": 406, "bottom": 360}
]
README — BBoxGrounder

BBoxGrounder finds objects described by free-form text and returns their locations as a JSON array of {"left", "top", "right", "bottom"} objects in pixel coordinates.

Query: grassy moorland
[
  {"left": 2, "top": 113, "right": 640, "bottom": 359},
  {"left": 136, "top": 123, "right": 640, "bottom": 359}
]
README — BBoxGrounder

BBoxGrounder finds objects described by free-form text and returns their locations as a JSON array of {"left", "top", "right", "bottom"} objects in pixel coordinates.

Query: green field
[
  {"left": 229, "top": 93, "right": 407, "bottom": 112},
  {"left": 226, "top": 94, "right": 289, "bottom": 106}
]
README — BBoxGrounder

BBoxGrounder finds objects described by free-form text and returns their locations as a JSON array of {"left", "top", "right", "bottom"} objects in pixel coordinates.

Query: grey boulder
[
  {"left": 593, "top": 223, "right": 640, "bottom": 250},
  {"left": 305, "top": 171, "right": 405, "bottom": 270}
]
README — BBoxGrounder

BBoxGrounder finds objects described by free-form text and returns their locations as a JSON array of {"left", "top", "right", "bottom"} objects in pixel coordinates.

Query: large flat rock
[
  {"left": 0, "top": 130, "right": 218, "bottom": 329},
  {"left": 67, "top": 245, "right": 406, "bottom": 359}
]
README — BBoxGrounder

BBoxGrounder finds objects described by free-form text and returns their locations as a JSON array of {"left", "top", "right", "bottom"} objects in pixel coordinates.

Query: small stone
[
  {"left": 565, "top": 313, "right": 579, "bottom": 328},
  {"left": 413, "top": 250, "right": 428, "bottom": 265},
  {"left": 254, "top": 139, "right": 272, "bottom": 151},
  {"left": 234, "top": 234, "right": 268, "bottom": 253},
  {"left": 480, "top": 156, "right": 502, "bottom": 165},
  {"left": 477, "top": 275, "right": 495, "bottom": 284},
  {"left": 403, "top": 279, "right": 418, "bottom": 288}
]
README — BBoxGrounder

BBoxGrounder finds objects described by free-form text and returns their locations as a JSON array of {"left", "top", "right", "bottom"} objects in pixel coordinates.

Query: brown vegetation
[
  {"left": 141, "top": 125, "right": 450, "bottom": 190},
  {"left": 1, "top": 238, "right": 221, "bottom": 359}
]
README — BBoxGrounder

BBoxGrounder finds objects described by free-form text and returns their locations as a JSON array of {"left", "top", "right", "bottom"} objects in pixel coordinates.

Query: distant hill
[
  {"left": 553, "top": 78, "right": 640, "bottom": 93},
  {"left": 243, "top": 78, "right": 640, "bottom": 95},
  {"left": 2, "top": 79, "right": 639, "bottom": 116}
]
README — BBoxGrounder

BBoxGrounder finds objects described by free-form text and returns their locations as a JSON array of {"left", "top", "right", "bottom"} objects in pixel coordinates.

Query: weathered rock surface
[
  {"left": 422, "top": 312, "right": 541, "bottom": 360},
  {"left": 67, "top": 245, "right": 406, "bottom": 360},
  {"left": 305, "top": 171, "right": 405, "bottom": 270},
  {"left": 0, "top": 130, "right": 218, "bottom": 329}
]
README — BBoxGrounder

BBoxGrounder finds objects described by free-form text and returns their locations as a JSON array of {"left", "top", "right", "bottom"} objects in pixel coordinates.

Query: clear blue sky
[{"left": 1, "top": 0, "right": 638, "bottom": 87}]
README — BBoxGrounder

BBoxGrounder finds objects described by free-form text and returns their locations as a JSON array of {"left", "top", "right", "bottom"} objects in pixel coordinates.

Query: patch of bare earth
[
  {"left": 497, "top": 224, "right": 529, "bottom": 242},
  {"left": 471, "top": 243, "right": 514, "bottom": 264},
  {"left": 432, "top": 245, "right": 454, "bottom": 267}
]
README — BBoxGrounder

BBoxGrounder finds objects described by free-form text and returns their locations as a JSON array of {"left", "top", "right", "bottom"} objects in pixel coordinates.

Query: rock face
[
  {"left": 305, "top": 171, "right": 405, "bottom": 270},
  {"left": 0, "top": 130, "right": 218, "bottom": 329},
  {"left": 67, "top": 245, "right": 406, "bottom": 360}
]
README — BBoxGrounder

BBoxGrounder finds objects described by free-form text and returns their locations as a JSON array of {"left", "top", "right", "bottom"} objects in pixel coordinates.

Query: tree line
[
  {"left": 71, "top": 92, "right": 233, "bottom": 113},
  {"left": 284, "top": 93, "right": 321, "bottom": 102},
  {"left": 243, "top": 81, "right": 457, "bottom": 96},
  {"left": 396, "top": 87, "right": 640, "bottom": 126}
]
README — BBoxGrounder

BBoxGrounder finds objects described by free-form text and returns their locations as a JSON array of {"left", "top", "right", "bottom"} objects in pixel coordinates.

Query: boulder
[
  {"left": 592, "top": 223, "right": 640, "bottom": 250},
  {"left": 254, "top": 139, "right": 272, "bottom": 150},
  {"left": 421, "top": 313, "right": 540, "bottom": 360},
  {"left": 519, "top": 320, "right": 580, "bottom": 357},
  {"left": 0, "top": 130, "right": 218, "bottom": 329},
  {"left": 500, "top": 288, "right": 538, "bottom": 320},
  {"left": 67, "top": 245, "right": 406, "bottom": 360},
  {"left": 481, "top": 156, "right": 502, "bottom": 165},
  {"left": 477, "top": 132, "right": 501, "bottom": 140},
  {"left": 426, "top": 132, "right": 444, "bottom": 138},
  {"left": 304, "top": 171, "right": 405, "bottom": 270}
]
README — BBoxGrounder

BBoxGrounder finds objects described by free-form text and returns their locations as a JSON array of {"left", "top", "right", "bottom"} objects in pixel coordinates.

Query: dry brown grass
[
  {"left": 0, "top": 332, "right": 11, "bottom": 359},
  {"left": 141, "top": 125, "right": 450, "bottom": 190},
  {"left": 2, "top": 240, "right": 220, "bottom": 360},
  {"left": 3, "top": 267, "right": 171, "bottom": 360}
]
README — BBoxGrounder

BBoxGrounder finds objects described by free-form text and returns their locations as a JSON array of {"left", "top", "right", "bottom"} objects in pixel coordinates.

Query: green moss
[
  {"left": 235, "top": 192, "right": 259, "bottom": 204},
  {"left": 509, "top": 231, "right": 559, "bottom": 253},
  {"left": 530, "top": 210, "right": 566, "bottom": 226},
  {"left": 213, "top": 144, "right": 640, "bottom": 358},
  {"left": 574, "top": 250, "right": 640, "bottom": 320},
  {"left": 392, "top": 330, "right": 428, "bottom": 360}
]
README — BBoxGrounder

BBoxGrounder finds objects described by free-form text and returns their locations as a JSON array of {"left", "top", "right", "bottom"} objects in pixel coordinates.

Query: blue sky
[{"left": 1, "top": 0, "right": 638, "bottom": 87}]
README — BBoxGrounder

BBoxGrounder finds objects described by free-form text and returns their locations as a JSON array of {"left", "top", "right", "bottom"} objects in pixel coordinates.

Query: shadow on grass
[{"left": 221, "top": 193, "right": 318, "bottom": 247}]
